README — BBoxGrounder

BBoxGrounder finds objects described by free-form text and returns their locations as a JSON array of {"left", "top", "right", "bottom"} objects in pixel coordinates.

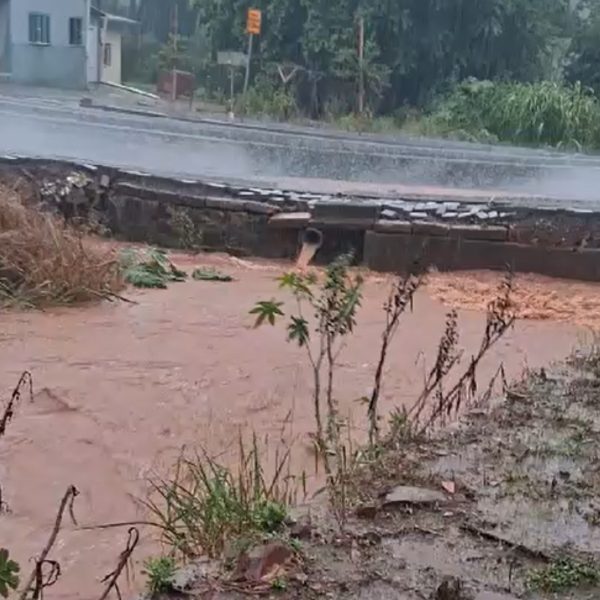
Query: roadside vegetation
[
  {"left": 107, "top": 0, "right": 600, "bottom": 149},
  {"left": 0, "top": 186, "right": 123, "bottom": 308}
]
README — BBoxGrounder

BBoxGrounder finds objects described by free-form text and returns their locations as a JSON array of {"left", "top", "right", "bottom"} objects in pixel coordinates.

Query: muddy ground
[
  {"left": 1, "top": 254, "right": 599, "bottom": 599},
  {"left": 173, "top": 348, "right": 600, "bottom": 600}
]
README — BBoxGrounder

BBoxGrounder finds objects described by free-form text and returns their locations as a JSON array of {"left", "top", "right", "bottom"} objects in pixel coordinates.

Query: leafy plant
[
  {"left": 192, "top": 267, "right": 233, "bottom": 282},
  {"left": 0, "top": 549, "right": 19, "bottom": 599},
  {"left": 251, "top": 256, "right": 362, "bottom": 468},
  {"left": 251, "top": 257, "right": 365, "bottom": 528},
  {"left": 527, "top": 557, "right": 600, "bottom": 592},
  {"left": 119, "top": 248, "right": 187, "bottom": 289},
  {"left": 143, "top": 556, "right": 177, "bottom": 595}
]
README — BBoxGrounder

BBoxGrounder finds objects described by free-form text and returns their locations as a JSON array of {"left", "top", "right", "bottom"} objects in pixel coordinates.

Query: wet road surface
[{"left": 3, "top": 90, "right": 600, "bottom": 207}]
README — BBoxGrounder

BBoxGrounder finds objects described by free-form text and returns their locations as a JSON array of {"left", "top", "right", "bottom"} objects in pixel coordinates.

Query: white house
[{"left": 0, "top": 0, "right": 136, "bottom": 89}]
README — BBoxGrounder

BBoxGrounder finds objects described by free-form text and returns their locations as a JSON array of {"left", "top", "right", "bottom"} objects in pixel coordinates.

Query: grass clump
[
  {"left": 144, "top": 435, "right": 295, "bottom": 559},
  {"left": 527, "top": 557, "right": 600, "bottom": 592},
  {"left": 0, "top": 186, "right": 123, "bottom": 308},
  {"left": 119, "top": 247, "right": 187, "bottom": 289},
  {"left": 143, "top": 556, "right": 177, "bottom": 595}
]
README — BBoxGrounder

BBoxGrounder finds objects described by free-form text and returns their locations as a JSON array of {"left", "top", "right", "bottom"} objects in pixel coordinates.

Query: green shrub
[
  {"left": 143, "top": 556, "right": 177, "bottom": 595},
  {"left": 429, "top": 79, "right": 600, "bottom": 149},
  {"left": 236, "top": 77, "right": 297, "bottom": 120}
]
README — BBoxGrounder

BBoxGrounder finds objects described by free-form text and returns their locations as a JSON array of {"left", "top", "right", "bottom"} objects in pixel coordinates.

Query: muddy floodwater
[{"left": 0, "top": 254, "right": 596, "bottom": 599}]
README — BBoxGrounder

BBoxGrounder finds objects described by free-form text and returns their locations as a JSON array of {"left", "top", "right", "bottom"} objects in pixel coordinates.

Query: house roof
[{"left": 91, "top": 7, "right": 138, "bottom": 28}]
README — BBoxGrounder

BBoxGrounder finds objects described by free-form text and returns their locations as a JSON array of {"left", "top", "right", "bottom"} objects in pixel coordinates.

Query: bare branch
[
  {"left": 98, "top": 527, "right": 140, "bottom": 600},
  {"left": 0, "top": 371, "right": 33, "bottom": 439},
  {"left": 19, "top": 485, "right": 79, "bottom": 600}
]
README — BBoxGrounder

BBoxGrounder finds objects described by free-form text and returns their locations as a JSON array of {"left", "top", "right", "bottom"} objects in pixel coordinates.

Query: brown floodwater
[{"left": 0, "top": 253, "right": 594, "bottom": 599}]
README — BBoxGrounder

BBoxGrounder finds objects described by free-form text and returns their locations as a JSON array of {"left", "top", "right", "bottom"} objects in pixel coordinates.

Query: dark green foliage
[
  {"left": 0, "top": 549, "right": 20, "bottom": 599},
  {"left": 124, "top": 0, "right": 573, "bottom": 119},
  {"left": 119, "top": 248, "right": 187, "bottom": 289},
  {"left": 429, "top": 79, "right": 600, "bottom": 148}
]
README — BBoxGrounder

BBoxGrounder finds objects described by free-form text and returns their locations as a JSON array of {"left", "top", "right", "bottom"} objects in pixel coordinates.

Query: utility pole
[
  {"left": 358, "top": 16, "right": 365, "bottom": 115},
  {"left": 243, "top": 34, "right": 253, "bottom": 95},
  {"left": 171, "top": 1, "right": 178, "bottom": 103}
]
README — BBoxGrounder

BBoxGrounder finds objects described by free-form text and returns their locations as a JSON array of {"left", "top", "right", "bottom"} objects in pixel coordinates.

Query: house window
[
  {"left": 69, "top": 17, "right": 83, "bottom": 45},
  {"left": 28, "top": 13, "right": 50, "bottom": 45},
  {"left": 103, "top": 43, "right": 112, "bottom": 67}
]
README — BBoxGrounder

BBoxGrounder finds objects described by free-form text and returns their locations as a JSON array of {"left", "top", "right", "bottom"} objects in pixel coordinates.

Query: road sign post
[
  {"left": 217, "top": 51, "right": 246, "bottom": 118},
  {"left": 243, "top": 8, "right": 262, "bottom": 95}
]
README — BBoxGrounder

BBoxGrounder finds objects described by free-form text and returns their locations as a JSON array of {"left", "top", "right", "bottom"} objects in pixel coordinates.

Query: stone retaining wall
[{"left": 2, "top": 156, "right": 600, "bottom": 280}]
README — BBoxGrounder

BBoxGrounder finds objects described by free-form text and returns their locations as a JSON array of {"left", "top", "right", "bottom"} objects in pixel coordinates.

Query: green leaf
[
  {"left": 287, "top": 316, "right": 310, "bottom": 346},
  {"left": 249, "top": 300, "right": 284, "bottom": 327},
  {"left": 0, "top": 548, "right": 20, "bottom": 598}
]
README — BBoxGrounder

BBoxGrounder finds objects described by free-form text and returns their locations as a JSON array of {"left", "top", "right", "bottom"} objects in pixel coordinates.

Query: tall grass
[
  {"left": 0, "top": 186, "right": 123, "bottom": 308},
  {"left": 429, "top": 79, "right": 600, "bottom": 149},
  {"left": 144, "top": 435, "right": 299, "bottom": 559}
]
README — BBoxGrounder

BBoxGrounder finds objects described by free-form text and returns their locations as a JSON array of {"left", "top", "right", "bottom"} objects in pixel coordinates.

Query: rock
[
  {"left": 409, "top": 211, "right": 429, "bottom": 219},
  {"left": 475, "top": 593, "right": 520, "bottom": 600},
  {"left": 443, "top": 202, "right": 461, "bottom": 210},
  {"left": 171, "top": 558, "right": 218, "bottom": 591},
  {"left": 433, "top": 577, "right": 472, "bottom": 600},
  {"left": 356, "top": 504, "right": 378, "bottom": 519},
  {"left": 99, "top": 174, "right": 111, "bottom": 188},
  {"left": 234, "top": 541, "right": 294, "bottom": 582},
  {"left": 289, "top": 515, "right": 312, "bottom": 539},
  {"left": 286, "top": 504, "right": 320, "bottom": 538},
  {"left": 383, "top": 485, "right": 448, "bottom": 508}
]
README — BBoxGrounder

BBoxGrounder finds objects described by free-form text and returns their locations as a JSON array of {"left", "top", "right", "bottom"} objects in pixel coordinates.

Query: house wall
[
  {"left": 10, "top": 0, "right": 90, "bottom": 89},
  {"left": 0, "top": 0, "right": 10, "bottom": 73},
  {"left": 101, "top": 28, "right": 121, "bottom": 84}
]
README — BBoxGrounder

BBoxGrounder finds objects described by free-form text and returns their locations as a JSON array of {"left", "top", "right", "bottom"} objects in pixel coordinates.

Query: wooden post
[{"left": 358, "top": 16, "right": 364, "bottom": 115}]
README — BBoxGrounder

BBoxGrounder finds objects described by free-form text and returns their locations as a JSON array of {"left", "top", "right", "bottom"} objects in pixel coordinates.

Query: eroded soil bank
[
  {"left": 0, "top": 254, "right": 597, "bottom": 599},
  {"left": 240, "top": 349, "right": 600, "bottom": 600}
]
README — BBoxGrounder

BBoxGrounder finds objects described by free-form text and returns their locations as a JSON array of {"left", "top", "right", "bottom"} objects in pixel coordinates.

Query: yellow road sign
[{"left": 246, "top": 8, "right": 262, "bottom": 35}]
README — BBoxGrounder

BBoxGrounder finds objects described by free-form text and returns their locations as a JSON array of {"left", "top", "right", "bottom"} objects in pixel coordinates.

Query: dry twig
[
  {"left": 368, "top": 274, "right": 422, "bottom": 444},
  {"left": 0, "top": 371, "right": 33, "bottom": 438},
  {"left": 98, "top": 527, "right": 140, "bottom": 600},
  {"left": 18, "top": 485, "right": 79, "bottom": 600}
]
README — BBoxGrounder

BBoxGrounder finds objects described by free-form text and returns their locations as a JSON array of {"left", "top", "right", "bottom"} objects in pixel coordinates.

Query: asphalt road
[{"left": 3, "top": 89, "right": 600, "bottom": 206}]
